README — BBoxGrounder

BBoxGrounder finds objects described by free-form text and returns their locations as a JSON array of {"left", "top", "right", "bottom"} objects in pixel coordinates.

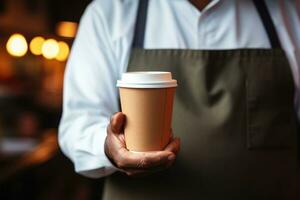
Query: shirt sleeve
[{"left": 58, "top": 1, "right": 120, "bottom": 178}]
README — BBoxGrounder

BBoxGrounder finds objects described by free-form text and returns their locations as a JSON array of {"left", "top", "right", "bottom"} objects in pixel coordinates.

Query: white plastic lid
[{"left": 117, "top": 71, "right": 177, "bottom": 88}]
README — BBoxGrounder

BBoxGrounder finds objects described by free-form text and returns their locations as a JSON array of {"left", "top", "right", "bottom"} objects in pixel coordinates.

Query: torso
[{"left": 103, "top": 1, "right": 300, "bottom": 199}]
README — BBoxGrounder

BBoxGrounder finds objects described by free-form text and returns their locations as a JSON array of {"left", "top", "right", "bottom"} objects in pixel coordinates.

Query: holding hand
[{"left": 105, "top": 112, "right": 180, "bottom": 177}]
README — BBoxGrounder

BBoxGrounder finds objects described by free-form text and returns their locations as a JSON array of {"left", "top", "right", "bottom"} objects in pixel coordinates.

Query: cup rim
[{"left": 117, "top": 71, "right": 178, "bottom": 88}]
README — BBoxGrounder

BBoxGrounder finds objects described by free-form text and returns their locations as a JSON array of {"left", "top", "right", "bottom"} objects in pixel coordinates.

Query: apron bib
[{"left": 103, "top": 1, "right": 299, "bottom": 199}]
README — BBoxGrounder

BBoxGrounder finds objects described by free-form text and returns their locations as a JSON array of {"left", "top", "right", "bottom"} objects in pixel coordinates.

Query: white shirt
[{"left": 58, "top": 0, "right": 300, "bottom": 178}]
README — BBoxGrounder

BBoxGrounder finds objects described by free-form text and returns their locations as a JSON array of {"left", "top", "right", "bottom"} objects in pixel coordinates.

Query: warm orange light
[
  {"left": 56, "top": 41, "right": 70, "bottom": 62},
  {"left": 6, "top": 34, "right": 28, "bottom": 57},
  {"left": 42, "top": 39, "right": 59, "bottom": 59},
  {"left": 56, "top": 21, "right": 78, "bottom": 38},
  {"left": 30, "top": 36, "right": 45, "bottom": 55}
]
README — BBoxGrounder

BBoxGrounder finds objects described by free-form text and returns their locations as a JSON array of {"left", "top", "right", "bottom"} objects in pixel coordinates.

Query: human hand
[{"left": 104, "top": 112, "right": 180, "bottom": 177}]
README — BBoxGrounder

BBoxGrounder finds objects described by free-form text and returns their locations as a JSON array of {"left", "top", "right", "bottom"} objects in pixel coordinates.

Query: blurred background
[{"left": 0, "top": 0, "right": 104, "bottom": 199}]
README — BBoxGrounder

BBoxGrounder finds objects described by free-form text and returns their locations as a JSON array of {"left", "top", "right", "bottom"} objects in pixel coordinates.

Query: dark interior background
[{"left": 0, "top": 1, "right": 108, "bottom": 200}]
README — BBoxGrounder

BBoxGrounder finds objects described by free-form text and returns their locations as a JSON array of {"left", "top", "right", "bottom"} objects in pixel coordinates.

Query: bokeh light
[
  {"left": 30, "top": 36, "right": 45, "bottom": 55},
  {"left": 56, "top": 41, "right": 70, "bottom": 62},
  {"left": 56, "top": 21, "right": 78, "bottom": 38},
  {"left": 6, "top": 33, "right": 28, "bottom": 57},
  {"left": 42, "top": 39, "right": 59, "bottom": 59}
]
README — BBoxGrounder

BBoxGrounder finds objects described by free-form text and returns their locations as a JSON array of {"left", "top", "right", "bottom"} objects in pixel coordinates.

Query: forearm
[{"left": 59, "top": 111, "right": 118, "bottom": 178}]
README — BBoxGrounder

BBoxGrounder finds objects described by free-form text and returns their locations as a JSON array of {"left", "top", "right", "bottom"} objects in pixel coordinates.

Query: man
[{"left": 59, "top": 0, "right": 300, "bottom": 199}]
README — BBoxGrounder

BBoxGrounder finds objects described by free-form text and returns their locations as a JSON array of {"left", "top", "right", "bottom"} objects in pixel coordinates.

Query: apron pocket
[{"left": 246, "top": 80, "right": 294, "bottom": 150}]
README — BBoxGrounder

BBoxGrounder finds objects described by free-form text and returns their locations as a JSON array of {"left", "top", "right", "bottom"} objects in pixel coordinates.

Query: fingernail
[{"left": 168, "top": 154, "right": 175, "bottom": 161}]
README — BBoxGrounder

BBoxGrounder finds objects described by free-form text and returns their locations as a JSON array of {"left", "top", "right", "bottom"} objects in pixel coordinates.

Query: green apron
[{"left": 103, "top": 0, "right": 299, "bottom": 199}]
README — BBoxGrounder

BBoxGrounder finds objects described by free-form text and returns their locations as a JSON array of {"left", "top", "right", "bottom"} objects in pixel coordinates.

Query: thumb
[{"left": 110, "top": 112, "right": 126, "bottom": 134}]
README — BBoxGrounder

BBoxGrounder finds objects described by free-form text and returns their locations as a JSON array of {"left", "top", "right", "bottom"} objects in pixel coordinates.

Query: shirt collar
[
  {"left": 182, "top": 0, "right": 222, "bottom": 17},
  {"left": 186, "top": 0, "right": 221, "bottom": 13}
]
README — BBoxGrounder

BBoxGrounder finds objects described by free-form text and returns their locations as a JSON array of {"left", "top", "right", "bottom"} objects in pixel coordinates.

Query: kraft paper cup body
[{"left": 117, "top": 72, "right": 177, "bottom": 152}]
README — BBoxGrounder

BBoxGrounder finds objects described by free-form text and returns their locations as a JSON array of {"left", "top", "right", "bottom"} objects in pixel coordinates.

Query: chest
[{"left": 144, "top": 0, "right": 271, "bottom": 49}]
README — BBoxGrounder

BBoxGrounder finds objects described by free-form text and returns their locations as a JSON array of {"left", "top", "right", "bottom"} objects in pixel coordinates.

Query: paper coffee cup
[{"left": 117, "top": 71, "right": 177, "bottom": 152}]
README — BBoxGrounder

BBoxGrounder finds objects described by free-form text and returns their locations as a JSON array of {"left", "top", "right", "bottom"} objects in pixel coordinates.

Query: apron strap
[
  {"left": 252, "top": 0, "right": 282, "bottom": 49},
  {"left": 132, "top": 0, "right": 282, "bottom": 49},
  {"left": 132, "top": 0, "right": 149, "bottom": 48}
]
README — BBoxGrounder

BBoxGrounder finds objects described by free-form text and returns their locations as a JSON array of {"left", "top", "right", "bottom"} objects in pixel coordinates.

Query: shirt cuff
[
  {"left": 72, "top": 123, "right": 120, "bottom": 178},
  {"left": 75, "top": 154, "right": 119, "bottom": 178}
]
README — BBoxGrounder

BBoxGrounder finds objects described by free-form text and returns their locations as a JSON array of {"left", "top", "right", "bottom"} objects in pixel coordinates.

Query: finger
[
  {"left": 124, "top": 158, "right": 174, "bottom": 177},
  {"left": 164, "top": 137, "right": 180, "bottom": 155},
  {"left": 110, "top": 112, "right": 126, "bottom": 134},
  {"left": 117, "top": 133, "right": 125, "bottom": 142},
  {"left": 116, "top": 149, "right": 174, "bottom": 169},
  {"left": 125, "top": 169, "right": 155, "bottom": 178},
  {"left": 125, "top": 168, "right": 161, "bottom": 177}
]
